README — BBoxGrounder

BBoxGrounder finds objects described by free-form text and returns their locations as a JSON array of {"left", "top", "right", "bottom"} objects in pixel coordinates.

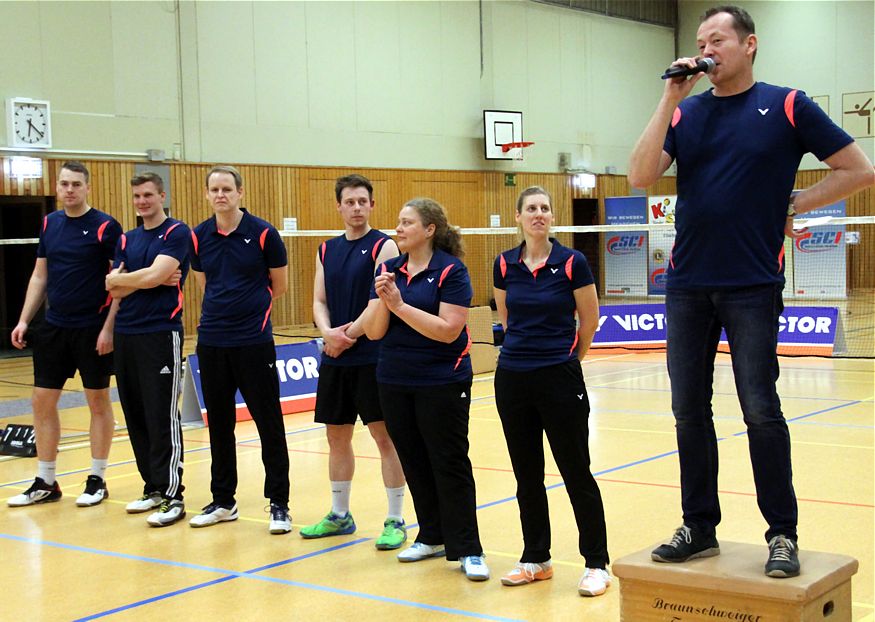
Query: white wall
[
  {"left": 678, "top": 0, "right": 874, "bottom": 169},
  {"left": 13, "top": 2, "right": 869, "bottom": 174}
]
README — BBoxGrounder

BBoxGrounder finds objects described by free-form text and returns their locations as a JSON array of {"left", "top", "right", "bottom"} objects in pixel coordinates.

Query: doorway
[
  {"left": 0, "top": 196, "right": 53, "bottom": 351},
  {"left": 572, "top": 198, "right": 600, "bottom": 293}
]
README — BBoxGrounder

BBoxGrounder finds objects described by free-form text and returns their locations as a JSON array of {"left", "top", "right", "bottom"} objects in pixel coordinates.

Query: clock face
[{"left": 14, "top": 103, "right": 49, "bottom": 145}]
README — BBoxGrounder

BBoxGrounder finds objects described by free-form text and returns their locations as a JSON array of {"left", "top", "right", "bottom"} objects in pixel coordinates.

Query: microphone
[{"left": 661, "top": 57, "right": 715, "bottom": 80}]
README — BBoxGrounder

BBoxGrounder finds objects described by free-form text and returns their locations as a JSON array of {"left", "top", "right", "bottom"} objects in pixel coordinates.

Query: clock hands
[{"left": 26, "top": 119, "right": 45, "bottom": 140}]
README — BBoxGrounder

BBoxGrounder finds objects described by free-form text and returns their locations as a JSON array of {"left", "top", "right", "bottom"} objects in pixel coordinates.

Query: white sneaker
[
  {"left": 460, "top": 555, "right": 490, "bottom": 581},
  {"left": 76, "top": 475, "right": 108, "bottom": 507},
  {"left": 147, "top": 499, "right": 186, "bottom": 527},
  {"left": 189, "top": 503, "right": 238, "bottom": 528},
  {"left": 268, "top": 503, "right": 292, "bottom": 534},
  {"left": 577, "top": 568, "right": 611, "bottom": 597},
  {"left": 7, "top": 477, "right": 62, "bottom": 506},
  {"left": 126, "top": 493, "right": 163, "bottom": 514},
  {"left": 397, "top": 542, "right": 446, "bottom": 563}
]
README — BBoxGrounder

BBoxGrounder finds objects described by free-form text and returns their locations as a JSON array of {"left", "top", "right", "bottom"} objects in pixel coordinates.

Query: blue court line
[{"left": 0, "top": 533, "right": 521, "bottom": 622}]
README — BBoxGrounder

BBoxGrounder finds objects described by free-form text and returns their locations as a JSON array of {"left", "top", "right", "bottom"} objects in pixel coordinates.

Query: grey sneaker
[
  {"left": 651, "top": 525, "right": 720, "bottom": 563},
  {"left": 765, "top": 535, "right": 800, "bottom": 578}
]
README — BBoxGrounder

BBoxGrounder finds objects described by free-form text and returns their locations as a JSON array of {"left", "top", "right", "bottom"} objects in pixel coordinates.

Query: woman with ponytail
[
  {"left": 493, "top": 186, "right": 610, "bottom": 596},
  {"left": 362, "top": 198, "right": 488, "bottom": 581}
]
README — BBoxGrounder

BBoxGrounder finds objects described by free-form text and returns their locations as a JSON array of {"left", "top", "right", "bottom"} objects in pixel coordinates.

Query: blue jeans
[{"left": 666, "top": 284, "right": 797, "bottom": 542}]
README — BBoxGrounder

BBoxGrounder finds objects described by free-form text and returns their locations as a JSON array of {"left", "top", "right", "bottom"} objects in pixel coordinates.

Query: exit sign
[{"left": 504, "top": 173, "right": 516, "bottom": 187}]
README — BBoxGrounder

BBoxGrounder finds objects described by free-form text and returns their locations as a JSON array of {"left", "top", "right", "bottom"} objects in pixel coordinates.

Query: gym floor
[{"left": 0, "top": 343, "right": 872, "bottom": 621}]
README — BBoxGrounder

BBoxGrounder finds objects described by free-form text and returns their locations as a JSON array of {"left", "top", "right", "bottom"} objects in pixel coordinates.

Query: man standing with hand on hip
[{"left": 628, "top": 5, "right": 874, "bottom": 578}]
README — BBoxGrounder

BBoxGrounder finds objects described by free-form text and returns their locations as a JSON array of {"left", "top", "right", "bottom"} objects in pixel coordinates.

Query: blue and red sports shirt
[
  {"left": 190, "top": 210, "right": 288, "bottom": 347},
  {"left": 370, "top": 249, "right": 473, "bottom": 386},
  {"left": 113, "top": 218, "right": 191, "bottom": 334},
  {"left": 664, "top": 82, "right": 853, "bottom": 289},
  {"left": 319, "top": 228, "right": 392, "bottom": 367},
  {"left": 494, "top": 239, "right": 594, "bottom": 371},
  {"left": 37, "top": 208, "right": 122, "bottom": 328}
]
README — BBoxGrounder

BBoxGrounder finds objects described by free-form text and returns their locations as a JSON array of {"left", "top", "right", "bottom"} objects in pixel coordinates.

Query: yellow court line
[{"left": 854, "top": 602, "right": 875, "bottom": 610}]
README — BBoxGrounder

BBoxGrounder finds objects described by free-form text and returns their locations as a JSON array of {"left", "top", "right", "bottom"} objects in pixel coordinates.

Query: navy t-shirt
[
  {"left": 190, "top": 210, "right": 288, "bottom": 347},
  {"left": 494, "top": 239, "right": 594, "bottom": 371},
  {"left": 370, "top": 249, "right": 473, "bottom": 386},
  {"left": 113, "top": 218, "right": 191, "bottom": 334},
  {"left": 36, "top": 208, "right": 122, "bottom": 328},
  {"left": 319, "top": 228, "right": 392, "bottom": 367},
  {"left": 664, "top": 82, "right": 853, "bottom": 289}
]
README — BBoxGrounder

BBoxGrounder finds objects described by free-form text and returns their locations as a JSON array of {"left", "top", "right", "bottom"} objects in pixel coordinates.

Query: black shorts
[
  {"left": 314, "top": 364, "right": 383, "bottom": 426},
  {"left": 32, "top": 323, "right": 114, "bottom": 390}
]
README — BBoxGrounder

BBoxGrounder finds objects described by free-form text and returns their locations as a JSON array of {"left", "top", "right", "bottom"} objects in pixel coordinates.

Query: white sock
[
  {"left": 330, "top": 480, "right": 352, "bottom": 516},
  {"left": 91, "top": 458, "right": 108, "bottom": 480},
  {"left": 386, "top": 485, "right": 405, "bottom": 521},
  {"left": 38, "top": 461, "right": 56, "bottom": 485}
]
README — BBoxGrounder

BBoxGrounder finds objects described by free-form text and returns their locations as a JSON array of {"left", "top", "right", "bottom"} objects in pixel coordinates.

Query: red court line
[{"left": 596, "top": 477, "right": 874, "bottom": 509}]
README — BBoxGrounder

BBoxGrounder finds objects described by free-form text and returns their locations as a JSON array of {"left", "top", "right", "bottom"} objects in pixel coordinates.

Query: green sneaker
[
  {"left": 375, "top": 518, "right": 407, "bottom": 550},
  {"left": 300, "top": 511, "right": 356, "bottom": 538}
]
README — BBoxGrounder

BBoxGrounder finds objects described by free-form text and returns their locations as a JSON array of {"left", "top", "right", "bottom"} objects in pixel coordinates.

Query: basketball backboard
[{"left": 483, "top": 110, "right": 523, "bottom": 160}]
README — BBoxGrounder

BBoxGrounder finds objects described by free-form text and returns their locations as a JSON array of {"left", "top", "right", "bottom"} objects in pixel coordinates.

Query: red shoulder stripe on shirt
[
  {"left": 97, "top": 220, "right": 109, "bottom": 242},
  {"left": 372, "top": 238, "right": 386, "bottom": 261},
  {"left": 42, "top": 216, "right": 48, "bottom": 232},
  {"left": 777, "top": 246, "right": 785, "bottom": 273},
  {"left": 499, "top": 254, "right": 507, "bottom": 278},
  {"left": 569, "top": 331, "right": 579, "bottom": 356},
  {"left": 671, "top": 107, "right": 682, "bottom": 128},
  {"left": 320, "top": 241, "right": 327, "bottom": 263},
  {"left": 438, "top": 264, "right": 454, "bottom": 288},
  {"left": 120, "top": 234, "right": 127, "bottom": 251},
  {"left": 164, "top": 222, "right": 181, "bottom": 239},
  {"left": 784, "top": 90, "right": 797, "bottom": 128},
  {"left": 259, "top": 228, "right": 269, "bottom": 250},
  {"left": 564, "top": 255, "right": 574, "bottom": 281},
  {"left": 191, "top": 231, "right": 199, "bottom": 255}
]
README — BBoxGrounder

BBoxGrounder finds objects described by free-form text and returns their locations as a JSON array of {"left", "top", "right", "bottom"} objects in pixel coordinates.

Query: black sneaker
[
  {"left": 76, "top": 475, "right": 109, "bottom": 507},
  {"left": 651, "top": 524, "right": 720, "bottom": 563},
  {"left": 7, "top": 477, "right": 62, "bottom": 507},
  {"left": 765, "top": 535, "right": 800, "bottom": 578}
]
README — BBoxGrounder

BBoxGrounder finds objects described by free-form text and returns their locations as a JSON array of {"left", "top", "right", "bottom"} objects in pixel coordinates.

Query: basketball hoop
[
  {"left": 501, "top": 141, "right": 534, "bottom": 167},
  {"left": 500, "top": 141, "right": 535, "bottom": 153}
]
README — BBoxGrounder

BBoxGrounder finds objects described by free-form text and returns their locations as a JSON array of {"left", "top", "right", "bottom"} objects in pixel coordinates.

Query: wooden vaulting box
[{"left": 613, "top": 541, "right": 858, "bottom": 622}]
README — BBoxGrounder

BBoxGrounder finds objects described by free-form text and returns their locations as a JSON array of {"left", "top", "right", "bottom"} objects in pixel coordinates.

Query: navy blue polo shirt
[
  {"left": 664, "top": 82, "right": 853, "bottom": 289},
  {"left": 494, "top": 239, "right": 594, "bottom": 371},
  {"left": 37, "top": 208, "right": 122, "bottom": 328},
  {"left": 370, "top": 249, "right": 473, "bottom": 385},
  {"left": 114, "top": 218, "right": 191, "bottom": 334},
  {"left": 190, "top": 210, "right": 288, "bottom": 347},
  {"left": 319, "top": 228, "right": 392, "bottom": 367}
]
